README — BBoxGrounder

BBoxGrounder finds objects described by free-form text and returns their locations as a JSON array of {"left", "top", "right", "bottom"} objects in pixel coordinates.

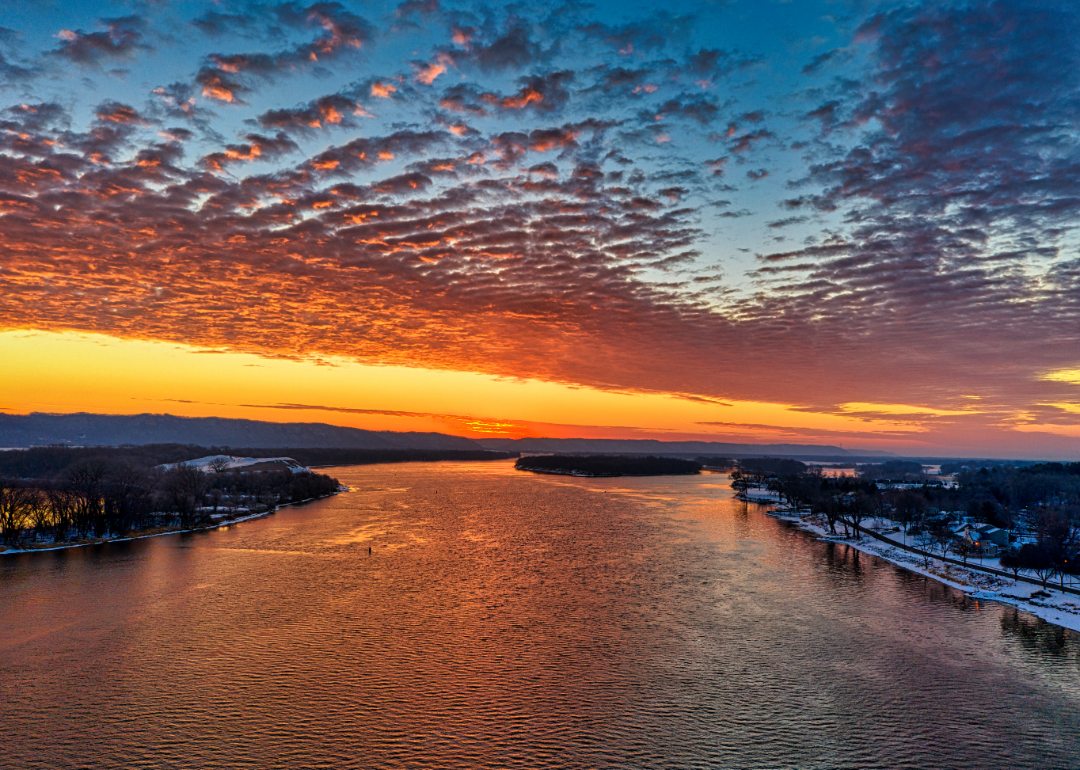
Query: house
[
  {"left": 952, "top": 523, "right": 1007, "bottom": 557},
  {"left": 972, "top": 523, "right": 1010, "bottom": 548}
]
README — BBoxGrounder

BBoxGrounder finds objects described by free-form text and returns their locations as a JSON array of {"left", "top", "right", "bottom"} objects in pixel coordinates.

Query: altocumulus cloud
[{"left": 0, "top": 0, "right": 1077, "bottom": 452}]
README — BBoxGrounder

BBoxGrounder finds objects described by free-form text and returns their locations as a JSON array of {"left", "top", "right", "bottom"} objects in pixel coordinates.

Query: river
[{"left": 2, "top": 461, "right": 1078, "bottom": 769}]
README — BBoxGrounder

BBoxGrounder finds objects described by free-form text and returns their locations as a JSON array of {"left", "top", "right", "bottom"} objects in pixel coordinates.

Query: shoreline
[
  {"left": 751, "top": 502, "right": 1080, "bottom": 633},
  {"left": 0, "top": 487, "right": 347, "bottom": 557}
]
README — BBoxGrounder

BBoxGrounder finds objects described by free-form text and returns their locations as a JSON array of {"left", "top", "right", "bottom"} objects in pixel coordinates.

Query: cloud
[
  {"left": 193, "top": 3, "right": 374, "bottom": 103},
  {"left": 1, "top": 0, "right": 1079, "bottom": 457},
  {"left": 729, "top": 128, "right": 771, "bottom": 152},
  {"left": 652, "top": 95, "right": 720, "bottom": 125},
  {"left": 694, "top": 421, "right": 919, "bottom": 441},
  {"left": 238, "top": 401, "right": 512, "bottom": 431},
  {"left": 273, "top": 2, "right": 375, "bottom": 63},
  {"left": 806, "top": 101, "right": 839, "bottom": 132},
  {"left": 306, "top": 129, "right": 449, "bottom": 173},
  {"left": 257, "top": 94, "right": 365, "bottom": 133},
  {"left": 371, "top": 171, "right": 432, "bottom": 195},
  {"left": 395, "top": 0, "right": 442, "bottom": 22},
  {"left": 683, "top": 47, "right": 760, "bottom": 82},
  {"left": 0, "top": 51, "right": 36, "bottom": 84},
  {"left": 196, "top": 67, "right": 250, "bottom": 104},
  {"left": 767, "top": 216, "right": 808, "bottom": 229},
  {"left": 94, "top": 101, "right": 150, "bottom": 126},
  {"left": 3, "top": 102, "right": 67, "bottom": 132},
  {"left": 801, "top": 47, "right": 848, "bottom": 75},
  {"left": 413, "top": 56, "right": 449, "bottom": 84},
  {"left": 580, "top": 14, "right": 694, "bottom": 54},
  {"left": 52, "top": 16, "right": 149, "bottom": 67},
  {"left": 595, "top": 66, "right": 653, "bottom": 93},
  {"left": 464, "top": 25, "right": 538, "bottom": 72},
  {"left": 498, "top": 71, "right": 574, "bottom": 111},
  {"left": 437, "top": 71, "right": 574, "bottom": 115},
  {"left": 741, "top": 0, "right": 1080, "bottom": 423},
  {"left": 202, "top": 132, "right": 300, "bottom": 172},
  {"left": 190, "top": 11, "right": 261, "bottom": 39}
]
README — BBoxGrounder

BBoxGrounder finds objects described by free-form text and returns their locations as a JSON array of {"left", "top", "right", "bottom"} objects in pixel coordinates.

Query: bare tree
[
  {"left": 928, "top": 520, "right": 956, "bottom": 561},
  {"left": 956, "top": 538, "right": 973, "bottom": 566},
  {"left": 812, "top": 495, "right": 850, "bottom": 537},
  {"left": 163, "top": 465, "right": 210, "bottom": 529},
  {"left": 1000, "top": 548, "right": 1024, "bottom": 579},
  {"left": 730, "top": 470, "right": 747, "bottom": 496},
  {"left": 846, "top": 493, "right": 874, "bottom": 539},
  {"left": 1034, "top": 505, "right": 1080, "bottom": 588},
  {"left": 208, "top": 457, "right": 232, "bottom": 474},
  {"left": 26, "top": 488, "right": 51, "bottom": 542},
  {"left": 1014, "top": 543, "right": 1057, "bottom": 590},
  {"left": 103, "top": 462, "right": 155, "bottom": 536},
  {"left": 0, "top": 483, "right": 32, "bottom": 546},
  {"left": 890, "top": 490, "right": 927, "bottom": 545},
  {"left": 66, "top": 460, "right": 108, "bottom": 538},
  {"left": 46, "top": 488, "right": 76, "bottom": 542}
]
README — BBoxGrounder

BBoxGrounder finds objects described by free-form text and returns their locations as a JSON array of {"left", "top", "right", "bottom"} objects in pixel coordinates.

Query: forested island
[
  {"left": 515, "top": 454, "right": 702, "bottom": 477},
  {"left": 0, "top": 444, "right": 517, "bottom": 552},
  {"left": 0, "top": 445, "right": 345, "bottom": 551},
  {"left": 0, "top": 445, "right": 516, "bottom": 479}
]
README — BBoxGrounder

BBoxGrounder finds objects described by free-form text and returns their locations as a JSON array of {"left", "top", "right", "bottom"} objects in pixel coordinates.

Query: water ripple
[{"left": 1, "top": 461, "right": 1078, "bottom": 769}]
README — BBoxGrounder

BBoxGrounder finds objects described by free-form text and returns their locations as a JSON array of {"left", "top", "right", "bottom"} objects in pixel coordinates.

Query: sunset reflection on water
[{"left": 1, "top": 461, "right": 1078, "bottom": 769}]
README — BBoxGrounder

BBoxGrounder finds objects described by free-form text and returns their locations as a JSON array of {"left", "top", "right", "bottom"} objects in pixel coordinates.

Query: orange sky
[
  {"left": 2, "top": 0, "right": 1080, "bottom": 459},
  {"left": 5, "top": 330, "right": 1079, "bottom": 457}
]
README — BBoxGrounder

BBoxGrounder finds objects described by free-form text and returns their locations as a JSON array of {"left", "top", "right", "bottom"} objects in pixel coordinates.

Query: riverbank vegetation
[
  {"left": 732, "top": 459, "right": 1080, "bottom": 590},
  {"left": 0, "top": 445, "right": 516, "bottom": 480},
  {"left": 0, "top": 447, "right": 342, "bottom": 550},
  {"left": 515, "top": 454, "right": 701, "bottom": 477}
]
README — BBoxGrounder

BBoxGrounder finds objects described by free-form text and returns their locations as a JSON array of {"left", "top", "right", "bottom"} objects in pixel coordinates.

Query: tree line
[
  {"left": 516, "top": 454, "right": 701, "bottom": 476},
  {"left": 0, "top": 444, "right": 515, "bottom": 481},
  {"left": 0, "top": 454, "right": 340, "bottom": 548},
  {"left": 731, "top": 460, "right": 1080, "bottom": 589}
]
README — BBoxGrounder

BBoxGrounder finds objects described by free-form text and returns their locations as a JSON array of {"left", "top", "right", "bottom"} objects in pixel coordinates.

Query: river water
[{"left": 1, "top": 461, "right": 1078, "bottom": 769}]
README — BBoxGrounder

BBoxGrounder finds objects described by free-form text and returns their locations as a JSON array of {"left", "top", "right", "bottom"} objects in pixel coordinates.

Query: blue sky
[
  {"left": 2, "top": 0, "right": 1080, "bottom": 456},
  {"left": 0, "top": 0, "right": 864, "bottom": 284}
]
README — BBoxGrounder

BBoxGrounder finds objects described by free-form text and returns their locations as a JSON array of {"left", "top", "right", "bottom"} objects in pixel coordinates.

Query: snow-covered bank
[
  {"left": 158, "top": 454, "right": 309, "bottom": 474},
  {"left": 0, "top": 488, "right": 347, "bottom": 556},
  {"left": 766, "top": 508, "right": 1080, "bottom": 632}
]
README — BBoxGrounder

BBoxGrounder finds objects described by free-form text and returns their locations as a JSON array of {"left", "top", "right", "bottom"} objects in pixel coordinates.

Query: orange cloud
[
  {"left": 201, "top": 76, "right": 237, "bottom": 103},
  {"left": 371, "top": 81, "right": 397, "bottom": 99},
  {"left": 415, "top": 59, "right": 448, "bottom": 85},
  {"left": 500, "top": 88, "right": 543, "bottom": 109}
]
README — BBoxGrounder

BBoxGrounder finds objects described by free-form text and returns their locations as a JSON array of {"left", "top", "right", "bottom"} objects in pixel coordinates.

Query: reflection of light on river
[{"left": 0, "top": 459, "right": 1078, "bottom": 770}]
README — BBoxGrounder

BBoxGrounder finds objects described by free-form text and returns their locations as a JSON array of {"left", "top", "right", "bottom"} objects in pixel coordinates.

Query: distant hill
[
  {"left": 0, "top": 412, "right": 902, "bottom": 459},
  {"left": 478, "top": 437, "right": 889, "bottom": 458},
  {"left": 0, "top": 413, "right": 482, "bottom": 451}
]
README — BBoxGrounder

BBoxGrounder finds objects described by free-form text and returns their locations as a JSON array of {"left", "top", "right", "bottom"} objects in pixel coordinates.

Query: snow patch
[{"left": 159, "top": 455, "right": 308, "bottom": 474}]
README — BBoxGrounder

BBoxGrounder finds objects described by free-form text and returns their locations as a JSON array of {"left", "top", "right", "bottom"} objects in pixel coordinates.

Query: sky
[{"left": 0, "top": 0, "right": 1078, "bottom": 458}]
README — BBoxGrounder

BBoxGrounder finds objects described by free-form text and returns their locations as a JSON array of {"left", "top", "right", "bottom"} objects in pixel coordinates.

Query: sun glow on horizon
[{"left": 3, "top": 329, "right": 946, "bottom": 449}]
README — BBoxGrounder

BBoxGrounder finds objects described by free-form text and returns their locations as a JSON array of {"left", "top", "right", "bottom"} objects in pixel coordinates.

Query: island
[
  {"left": 515, "top": 454, "right": 702, "bottom": 477},
  {"left": 0, "top": 444, "right": 520, "bottom": 553},
  {"left": 0, "top": 446, "right": 343, "bottom": 552}
]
